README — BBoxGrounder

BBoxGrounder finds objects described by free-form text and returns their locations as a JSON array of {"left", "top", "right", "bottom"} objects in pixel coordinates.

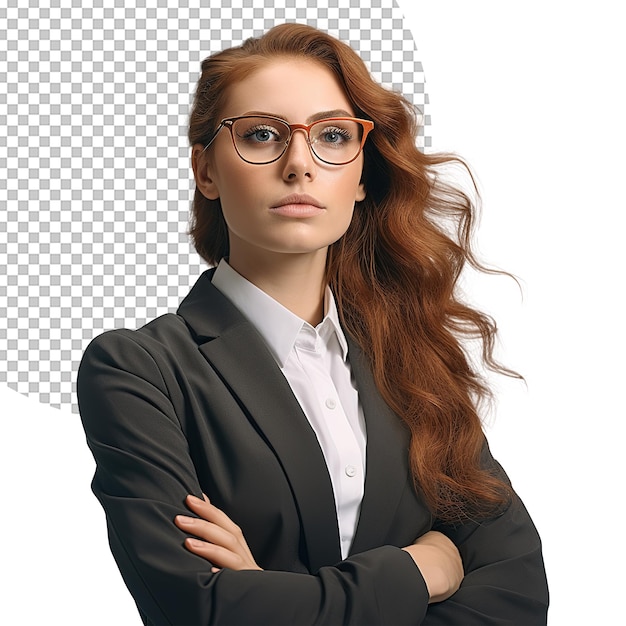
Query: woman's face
[{"left": 193, "top": 58, "right": 366, "bottom": 270}]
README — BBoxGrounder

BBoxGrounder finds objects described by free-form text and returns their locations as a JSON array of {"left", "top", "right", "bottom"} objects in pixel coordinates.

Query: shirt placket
[{"left": 293, "top": 326, "right": 364, "bottom": 558}]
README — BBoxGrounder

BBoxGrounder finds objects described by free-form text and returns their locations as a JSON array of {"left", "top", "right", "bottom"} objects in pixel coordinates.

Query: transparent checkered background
[{"left": 0, "top": 0, "right": 430, "bottom": 413}]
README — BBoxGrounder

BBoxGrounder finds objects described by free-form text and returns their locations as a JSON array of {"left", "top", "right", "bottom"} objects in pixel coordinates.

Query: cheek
[
  {"left": 336, "top": 166, "right": 365, "bottom": 203},
  {"left": 214, "top": 164, "right": 262, "bottom": 213}
]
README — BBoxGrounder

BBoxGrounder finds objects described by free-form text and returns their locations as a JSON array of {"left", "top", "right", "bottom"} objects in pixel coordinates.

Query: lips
[{"left": 271, "top": 193, "right": 325, "bottom": 209}]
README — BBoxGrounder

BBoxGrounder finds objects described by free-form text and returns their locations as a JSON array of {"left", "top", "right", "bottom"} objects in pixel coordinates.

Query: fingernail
[
  {"left": 176, "top": 515, "right": 194, "bottom": 525},
  {"left": 188, "top": 494, "right": 203, "bottom": 504},
  {"left": 188, "top": 538, "right": 203, "bottom": 548}
]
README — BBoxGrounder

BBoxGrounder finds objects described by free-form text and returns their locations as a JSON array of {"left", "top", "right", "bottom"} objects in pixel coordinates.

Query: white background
[{"left": 1, "top": 1, "right": 624, "bottom": 623}]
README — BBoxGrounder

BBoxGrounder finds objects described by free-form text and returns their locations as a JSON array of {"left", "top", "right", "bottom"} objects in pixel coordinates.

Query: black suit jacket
[{"left": 77, "top": 270, "right": 548, "bottom": 625}]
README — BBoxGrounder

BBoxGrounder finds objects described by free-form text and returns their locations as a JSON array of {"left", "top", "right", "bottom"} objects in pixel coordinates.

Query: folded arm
[
  {"left": 178, "top": 493, "right": 463, "bottom": 604},
  {"left": 423, "top": 457, "right": 549, "bottom": 625},
  {"left": 78, "top": 329, "right": 430, "bottom": 625},
  {"left": 78, "top": 328, "right": 547, "bottom": 625}
]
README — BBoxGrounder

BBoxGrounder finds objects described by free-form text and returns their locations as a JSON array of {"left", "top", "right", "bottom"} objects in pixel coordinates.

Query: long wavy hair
[{"left": 188, "top": 23, "right": 515, "bottom": 522}]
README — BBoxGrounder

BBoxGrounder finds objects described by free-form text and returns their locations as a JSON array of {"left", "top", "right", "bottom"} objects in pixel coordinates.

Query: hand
[
  {"left": 175, "top": 494, "right": 263, "bottom": 572},
  {"left": 402, "top": 530, "right": 463, "bottom": 604}
]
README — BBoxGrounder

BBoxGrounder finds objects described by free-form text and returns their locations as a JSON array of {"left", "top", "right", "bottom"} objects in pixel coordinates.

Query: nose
[{"left": 281, "top": 127, "right": 316, "bottom": 181}]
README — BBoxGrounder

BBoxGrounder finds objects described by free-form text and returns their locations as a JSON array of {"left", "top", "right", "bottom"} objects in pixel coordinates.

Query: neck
[{"left": 228, "top": 250, "right": 328, "bottom": 326}]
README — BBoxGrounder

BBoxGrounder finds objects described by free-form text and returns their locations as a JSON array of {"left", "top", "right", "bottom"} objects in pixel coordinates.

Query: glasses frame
[{"left": 202, "top": 115, "right": 374, "bottom": 165}]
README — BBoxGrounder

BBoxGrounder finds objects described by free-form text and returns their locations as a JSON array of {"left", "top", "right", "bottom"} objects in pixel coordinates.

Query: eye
[
  {"left": 239, "top": 124, "right": 282, "bottom": 144},
  {"left": 317, "top": 126, "right": 353, "bottom": 146}
]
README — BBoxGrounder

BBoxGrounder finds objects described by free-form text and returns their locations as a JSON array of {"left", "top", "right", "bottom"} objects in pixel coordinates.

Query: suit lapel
[
  {"left": 347, "top": 337, "right": 421, "bottom": 555},
  {"left": 178, "top": 271, "right": 342, "bottom": 572}
]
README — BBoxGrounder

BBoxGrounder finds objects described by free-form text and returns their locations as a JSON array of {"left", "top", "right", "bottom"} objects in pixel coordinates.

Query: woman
[{"left": 78, "top": 23, "right": 548, "bottom": 625}]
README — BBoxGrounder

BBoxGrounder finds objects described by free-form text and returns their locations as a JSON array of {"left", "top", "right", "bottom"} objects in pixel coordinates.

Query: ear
[
  {"left": 355, "top": 182, "right": 366, "bottom": 203},
  {"left": 191, "top": 143, "right": 220, "bottom": 200}
]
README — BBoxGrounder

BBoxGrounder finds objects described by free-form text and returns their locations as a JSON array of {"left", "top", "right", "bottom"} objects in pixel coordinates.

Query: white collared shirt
[{"left": 212, "top": 259, "right": 366, "bottom": 559}]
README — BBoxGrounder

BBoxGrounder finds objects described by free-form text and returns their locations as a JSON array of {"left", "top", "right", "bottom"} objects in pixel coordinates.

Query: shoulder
[
  {"left": 77, "top": 313, "right": 205, "bottom": 428},
  {"left": 78, "top": 313, "right": 202, "bottom": 394},
  {"left": 82, "top": 313, "right": 194, "bottom": 361}
]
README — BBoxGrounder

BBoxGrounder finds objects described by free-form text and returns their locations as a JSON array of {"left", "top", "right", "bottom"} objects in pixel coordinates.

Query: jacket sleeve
[
  {"left": 423, "top": 452, "right": 549, "bottom": 625},
  {"left": 77, "top": 329, "right": 429, "bottom": 626}
]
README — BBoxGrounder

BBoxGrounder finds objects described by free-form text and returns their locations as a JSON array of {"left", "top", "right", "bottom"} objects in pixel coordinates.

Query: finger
[
  {"left": 175, "top": 515, "right": 241, "bottom": 552},
  {"left": 184, "top": 496, "right": 231, "bottom": 529},
  {"left": 185, "top": 495, "right": 244, "bottom": 536},
  {"left": 185, "top": 537, "right": 237, "bottom": 569},
  {"left": 184, "top": 538, "right": 259, "bottom": 571},
  {"left": 179, "top": 495, "right": 261, "bottom": 571}
]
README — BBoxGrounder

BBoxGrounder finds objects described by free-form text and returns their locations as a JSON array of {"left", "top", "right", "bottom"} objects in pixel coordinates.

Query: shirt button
[
  {"left": 345, "top": 464, "right": 357, "bottom": 477},
  {"left": 325, "top": 398, "right": 337, "bottom": 409}
]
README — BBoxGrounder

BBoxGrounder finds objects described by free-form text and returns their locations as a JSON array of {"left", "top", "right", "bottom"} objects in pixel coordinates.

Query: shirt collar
[{"left": 211, "top": 259, "right": 348, "bottom": 367}]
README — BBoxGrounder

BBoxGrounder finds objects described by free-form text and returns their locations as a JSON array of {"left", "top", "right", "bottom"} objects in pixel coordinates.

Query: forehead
[{"left": 220, "top": 58, "right": 355, "bottom": 120}]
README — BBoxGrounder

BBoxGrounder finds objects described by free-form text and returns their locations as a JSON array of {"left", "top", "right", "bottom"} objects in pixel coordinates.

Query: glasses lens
[
  {"left": 310, "top": 119, "right": 364, "bottom": 164},
  {"left": 231, "top": 117, "right": 291, "bottom": 164}
]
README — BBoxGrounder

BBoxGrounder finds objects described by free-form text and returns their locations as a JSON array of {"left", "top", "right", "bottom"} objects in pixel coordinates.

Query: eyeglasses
[{"left": 202, "top": 115, "right": 374, "bottom": 165}]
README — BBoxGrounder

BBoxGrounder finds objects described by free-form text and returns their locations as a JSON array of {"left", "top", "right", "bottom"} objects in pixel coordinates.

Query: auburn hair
[{"left": 188, "top": 23, "right": 514, "bottom": 522}]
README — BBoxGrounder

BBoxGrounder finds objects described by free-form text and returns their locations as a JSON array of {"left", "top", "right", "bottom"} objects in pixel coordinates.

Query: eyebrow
[{"left": 241, "top": 109, "right": 355, "bottom": 122}]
